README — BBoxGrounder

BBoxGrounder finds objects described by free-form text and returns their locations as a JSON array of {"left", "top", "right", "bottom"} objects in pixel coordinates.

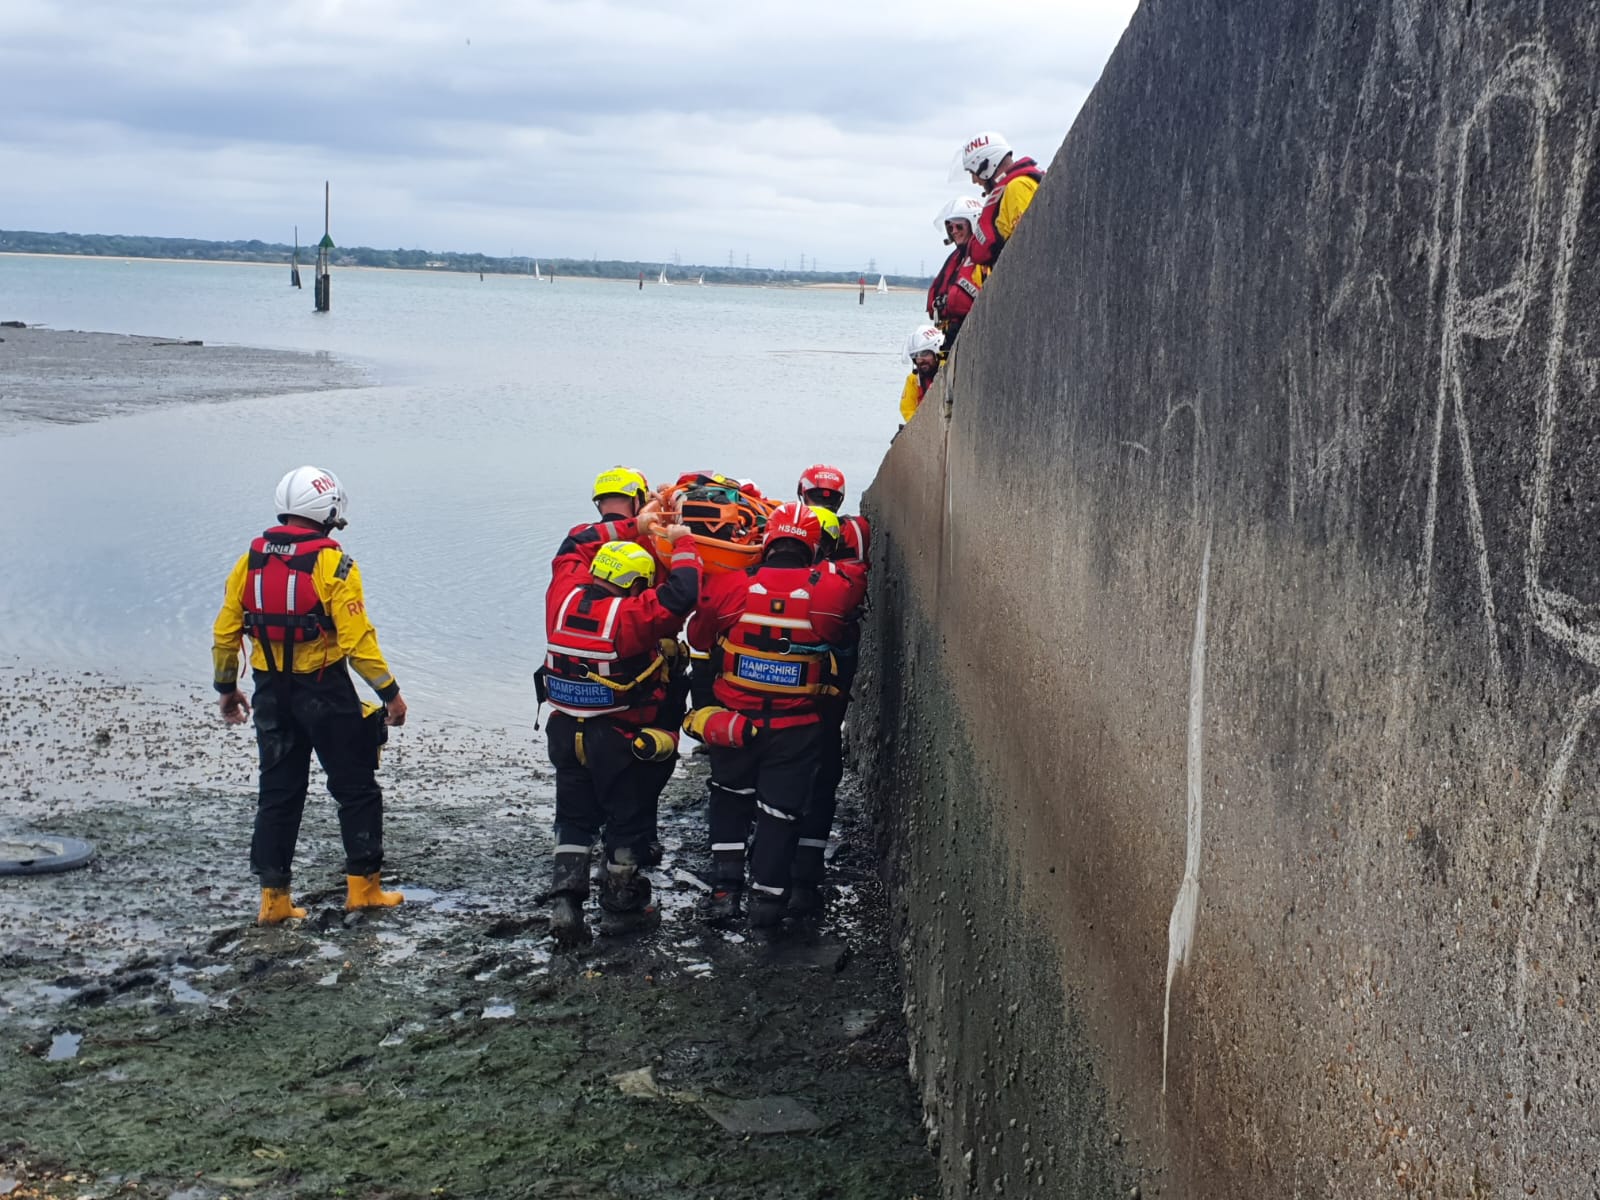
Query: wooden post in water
[
  {"left": 858, "top": 275, "right": 865, "bottom": 306},
  {"left": 314, "top": 182, "right": 333, "bottom": 313}
]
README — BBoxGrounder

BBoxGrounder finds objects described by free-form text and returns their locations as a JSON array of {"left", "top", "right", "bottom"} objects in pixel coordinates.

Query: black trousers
[
  {"left": 250, "top": 666, "right": 384, "bottom": 888},
  {"left": 707, "top": 723, "right": 820, "bottom": 898},
  {"left": 794, "top": 700, "right": 847, "bottom": 885},
  {"left": 688, "top": 652, "right": 717, "bottom": 713},
  {"left": 547, "top": 712, "right": 673, "bottom": 866},
  {"left": 794, "top": 646, "right": 857, "bottom": 883}
]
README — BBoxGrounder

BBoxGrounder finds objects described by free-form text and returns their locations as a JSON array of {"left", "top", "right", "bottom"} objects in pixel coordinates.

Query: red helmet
[
  {"left": 797, "top": 464, "right": 846, "bottom": 505},
  {"left": 762, "top": 501, "right": 823, "bottom": 553}
]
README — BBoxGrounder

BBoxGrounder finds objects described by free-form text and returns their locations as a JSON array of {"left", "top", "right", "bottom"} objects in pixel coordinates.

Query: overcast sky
[{"left": 0, "top": 0, "right": 1137, "bottom": 273}]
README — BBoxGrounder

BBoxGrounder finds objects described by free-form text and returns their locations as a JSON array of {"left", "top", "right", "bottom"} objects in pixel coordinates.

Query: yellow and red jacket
[
  {"left": 968, "top": 157, "right": 1044, "bottom": 267},
  {"left": 926, "top": 246, "right": 989, "bottom": 325},
  {"left": 212, "top": 526, "right": 399, "bottom": 699},
  {"left": 542, "top": 526, "right": 700, "bottom": 726},
  {"left": 687, "top": 560, "right": 864, "bottom": 727},
  {"left": 900, "top": 371, "right": 934, "bottom": 422}
]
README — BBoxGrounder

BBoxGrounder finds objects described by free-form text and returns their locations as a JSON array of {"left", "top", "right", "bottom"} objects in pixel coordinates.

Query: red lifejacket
[
  {"left": 242, "top": 526, "right": 339, "bottom": 668},
  {"left": 971, "top": 157, "right": 1044, "bottom": 264},
  {"left": 927, "top": 247, "right": 984, "bottom": 324},
  {"left": 837, "top": 515, "right": 871, "bottom": 565},
  {"left": 716, "top": 570, "right": 838, "bottom": 705},
  {"left": 544, "top": 584, "right": 667, "bottom": 722}
]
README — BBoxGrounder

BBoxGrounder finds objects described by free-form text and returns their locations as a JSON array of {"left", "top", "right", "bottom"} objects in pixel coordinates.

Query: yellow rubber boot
[
  {"left": 257, "top": 888, "right": 307, "bottom": 925},
  {"left": 345, "top": 872, "right": 404, "bottom": 911}
]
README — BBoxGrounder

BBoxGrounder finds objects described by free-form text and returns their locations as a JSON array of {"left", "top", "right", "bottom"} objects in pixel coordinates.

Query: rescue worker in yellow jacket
[
  {"left": 956, "top": 130, "right": 1045, "bottom": 268},
  {"left": 212, "top": 466, "right": 408, "bottom": 925},
  {"left": 900, "top": 324, "right": 945, "bottom": 422}
]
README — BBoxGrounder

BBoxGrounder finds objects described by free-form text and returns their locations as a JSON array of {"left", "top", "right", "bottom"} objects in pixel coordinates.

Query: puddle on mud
[
  {"left": 46, "top": 1030, "right": 81, "bottom": 1061},
  {"left": 167, "top": 979, "right": 207, "bottom": 1005},
  {"left": 1, "top": 669, "right": 936, "bottom": 1200}
]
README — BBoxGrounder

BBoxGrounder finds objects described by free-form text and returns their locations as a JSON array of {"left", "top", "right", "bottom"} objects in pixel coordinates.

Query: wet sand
[
  {"left": 0, "top": 324, "right": 365, "bottom": 435},
  {"left": 0, "top": 668, "right": 934, "bottom": 1199}
]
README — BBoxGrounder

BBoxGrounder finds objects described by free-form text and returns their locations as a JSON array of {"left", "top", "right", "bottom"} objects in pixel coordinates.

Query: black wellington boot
[
  {"left": 699, "top": 882, "right": 744, "bottom": 926},
  {"left": 598, "top": 852, "right": 661, "bottom": 937},
  {"left": 548, "top": 849, "right": 592, "bottom": 947}
]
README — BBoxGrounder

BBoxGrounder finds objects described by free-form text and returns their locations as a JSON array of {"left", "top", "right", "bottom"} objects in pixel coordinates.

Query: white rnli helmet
[
  {"left": 935, "top": 194, "right": 985, "bottom": 238},
  {"left": 275, "top": 465, "right": 349, "bottom": 529},
  {"left": 951, "top": 131, "right": 1012, "bottom": 183},
  {"left": 905, "top": 323, "right": 945, "bottom": 362}
]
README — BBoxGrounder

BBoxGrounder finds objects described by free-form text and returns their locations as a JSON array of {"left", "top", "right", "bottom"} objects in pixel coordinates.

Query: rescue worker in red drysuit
[
  {"left": 956, "top": 131, "right": 1044, "bottom": 268},
  {"left": 927, "top": 195, "right": 989, "bottom": 352},
  {"left": 567, "top": 466, "right": 687, "bottom": 863},
  {"left": 539, "top": 509, "right": 701, "bottom": 946},
  {"left": 211, "top": 465, "right": 408, "bottom": 926},
  {"left": 787, "top": 467, "right": 870, "bottom": 913},
  {"left": 798, "top": 464, "right": 871, "bottom": 567},
  {"left": 685, "top": 502, "right": 865, "bottom": 929}
]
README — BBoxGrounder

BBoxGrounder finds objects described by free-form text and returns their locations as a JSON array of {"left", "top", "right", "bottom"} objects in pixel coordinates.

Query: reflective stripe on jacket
[{"left": 212, "top": 530, "right": 398, "bottom": 698}]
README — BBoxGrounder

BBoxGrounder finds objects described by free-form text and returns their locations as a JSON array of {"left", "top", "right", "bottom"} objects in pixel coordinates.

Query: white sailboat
[
  {"left": 658, "top": 268, "right": 672, "bottom": 286},
  {"left": 533, "top": 260, "right": 543, "bottom": 281},
  {"left": 697, "top": 274, "right": 705, "bottom": 286},
  {"left": 876, "top": 275, "right": 889, "bottom": 294}
]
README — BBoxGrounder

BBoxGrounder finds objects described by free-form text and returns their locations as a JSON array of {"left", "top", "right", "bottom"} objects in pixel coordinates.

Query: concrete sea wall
[{"left": 856, "top": 2, "right": 1600, "bottom": 1196}]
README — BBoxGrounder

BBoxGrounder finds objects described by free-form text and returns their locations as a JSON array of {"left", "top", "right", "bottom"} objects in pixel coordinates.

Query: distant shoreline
[{"left": 1, "top": 252, "right": 919, "bottom": 292}]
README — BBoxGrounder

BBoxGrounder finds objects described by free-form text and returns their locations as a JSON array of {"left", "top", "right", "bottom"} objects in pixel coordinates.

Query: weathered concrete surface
[{"left": 857, "top": 3, "right": 1600, "bottom": 1196}]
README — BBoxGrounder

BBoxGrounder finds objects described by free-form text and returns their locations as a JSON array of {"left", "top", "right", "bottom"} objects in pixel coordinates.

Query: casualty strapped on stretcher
[{"left": 652, "top": 471, "right": 778, "bottom": 576}]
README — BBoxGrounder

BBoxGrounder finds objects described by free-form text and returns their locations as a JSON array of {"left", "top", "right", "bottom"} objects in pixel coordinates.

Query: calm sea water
[{"left": 0, "top": 255, "right": 920, "bottom": 722}]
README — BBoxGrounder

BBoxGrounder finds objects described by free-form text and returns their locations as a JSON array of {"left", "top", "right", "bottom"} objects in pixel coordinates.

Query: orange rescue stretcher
[{"left": 652, "top": 471, "right": 777, "bottom": 576}]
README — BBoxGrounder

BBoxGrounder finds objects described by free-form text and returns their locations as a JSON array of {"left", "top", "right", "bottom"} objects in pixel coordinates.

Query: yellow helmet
[
  {"left": 591, "top": 540, "right": 657, "bottom": 589},
  {"left": 809, "top": 505, "right": 841, "bottom": 548},
  {"left": 593, "top": 466, "right": 650, "bottom": 503}
]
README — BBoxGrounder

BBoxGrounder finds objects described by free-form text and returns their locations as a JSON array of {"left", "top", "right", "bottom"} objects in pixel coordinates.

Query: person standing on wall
[
  {"left": 927, "top": 195, "right": 989, "bottom": 351},
  {"left": 684, "top": 502, "right": 860, "bottom": 930},
  {"left": 901, "top": 324, "right": 946, "bottom": 423},
  {"left": 957, "top": 131, "right": 1045, "bottom": 268},
  {"left": 538, "top": 513, "right": 701, "bottom": 946},
  {"left": 212, "top": 466, "right": 408, "bottom": 926}
]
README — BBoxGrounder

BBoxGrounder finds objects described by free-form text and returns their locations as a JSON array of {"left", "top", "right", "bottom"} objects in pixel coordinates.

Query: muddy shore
[
  {"left": 0, "top": 324, "right": 365, "bottom": 434},
  {"left": 0, "top": 324, "right": 934, "bottom": 1198},
  {"left": 0, "top": 667, "right": 934, "bottom": 1200}
]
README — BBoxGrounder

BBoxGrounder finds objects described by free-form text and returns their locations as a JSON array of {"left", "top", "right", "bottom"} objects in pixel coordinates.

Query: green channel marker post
[{"left": 314, "top": 181, "right": 333, "bottom": 313}]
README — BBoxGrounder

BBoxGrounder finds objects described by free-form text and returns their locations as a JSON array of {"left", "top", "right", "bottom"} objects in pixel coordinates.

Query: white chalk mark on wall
[
  {"left": 1420, "top": 42, "right": 1560, "bottom": 713},
  {"left": 1163, "top": 524, "right": 1211, "bottom": 1096},
  {"left": 1504, "top": 102, "right": 1599, "bottom": 1194}
]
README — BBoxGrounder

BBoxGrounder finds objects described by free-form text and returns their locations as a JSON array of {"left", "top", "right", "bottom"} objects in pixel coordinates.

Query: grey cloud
[{"left": 0, "top": 0, "right": 1133, "bottom": 267}]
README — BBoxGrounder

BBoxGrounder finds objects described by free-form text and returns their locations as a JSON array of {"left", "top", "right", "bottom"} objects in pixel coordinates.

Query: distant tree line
[{"left": 0, "top": 229, "right": 930, "bottom": 288}]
